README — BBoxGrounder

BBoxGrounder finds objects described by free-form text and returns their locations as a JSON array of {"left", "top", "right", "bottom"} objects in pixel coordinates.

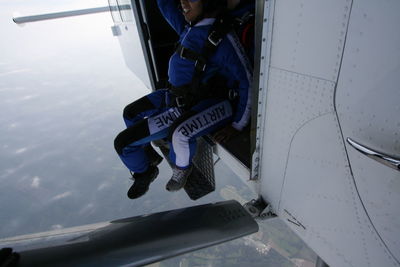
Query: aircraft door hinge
[{"left": 244, "top": 197, "right": 276, "bottom": 220}]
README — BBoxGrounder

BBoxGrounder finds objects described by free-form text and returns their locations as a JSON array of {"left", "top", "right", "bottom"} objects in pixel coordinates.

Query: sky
[{"left": 0, "top": 0, "right": 160, "bottom": 237}]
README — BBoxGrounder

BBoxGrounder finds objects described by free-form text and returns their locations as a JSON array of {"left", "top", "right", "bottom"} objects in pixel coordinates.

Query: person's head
[
  {"left": 180, "top": 0, "right": 227, "bottom": 23},
  {"left": 180, "top": 0, "right": 203, "bottom": 23}
]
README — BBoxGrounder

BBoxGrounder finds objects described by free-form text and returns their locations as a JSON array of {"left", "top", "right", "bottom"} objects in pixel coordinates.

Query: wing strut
[
  {"left": 13, "top": 7, "right": 112, "bottom": 24},
  {"left": 3, "top": 200, "right": 258, "bottom": 266}
]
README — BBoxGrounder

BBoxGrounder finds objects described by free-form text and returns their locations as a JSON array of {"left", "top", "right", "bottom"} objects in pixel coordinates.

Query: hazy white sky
[
  {"left": 0, "top": 0, "right": 152, "bottom": 237},
  {"left": 2, "top": 1, "right": 117, "bottom": 66},
  {"left": 0, "top": 0, "right": 150, "bottom": 94}
]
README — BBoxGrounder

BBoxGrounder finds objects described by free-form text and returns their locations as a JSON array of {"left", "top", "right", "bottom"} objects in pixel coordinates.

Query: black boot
[
  {"left": 127, "top": 166, "right": 159, "bottom": 199},
  {"left": 144, "top": 145, "right": 163, "bottom": 167}
]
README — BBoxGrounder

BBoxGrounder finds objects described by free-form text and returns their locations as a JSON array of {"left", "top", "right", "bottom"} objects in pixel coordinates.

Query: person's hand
[{"left": 213, "top": 125, "right": 239, "bottom": 143}]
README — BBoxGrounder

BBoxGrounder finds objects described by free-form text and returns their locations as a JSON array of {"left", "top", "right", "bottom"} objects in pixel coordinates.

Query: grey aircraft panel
[
  {"left": 256, "top": 0, "right": 400, "bottom": 266},
  {"left": 335, "top": 0, "right": 400, "bottom": 264}
]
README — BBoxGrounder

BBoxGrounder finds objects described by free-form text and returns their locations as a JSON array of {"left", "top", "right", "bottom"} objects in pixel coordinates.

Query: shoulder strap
[{"left": 173, "top": 11, "right": 235, "bottom": 106}]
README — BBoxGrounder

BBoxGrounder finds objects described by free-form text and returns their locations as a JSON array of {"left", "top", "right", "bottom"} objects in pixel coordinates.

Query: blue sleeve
[
  {"left": 217, "top": 32, "right": 253, "bottom": 131},
  {"left": 157, "top": 0, "right": 187, "bottom": 35}
]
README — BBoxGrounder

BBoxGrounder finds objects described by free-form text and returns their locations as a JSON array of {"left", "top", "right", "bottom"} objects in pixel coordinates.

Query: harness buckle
[
  {"left": 228, "top": 89, "right": 238, "bottom": 100},
  {"left": 179, "top": 45, "right": 206, "bottom": 72},
  {"left": 208, "top": 31, "right": 222, "bottom": 47},
  {"left": 195, "top": 59, "right": 206, "bottom": 72},
  {"left": 175, "top": 96, "right": 186, "bottom": 108},
  {"left": 179, "top": 46, "right": 188, "bottom": 60}
]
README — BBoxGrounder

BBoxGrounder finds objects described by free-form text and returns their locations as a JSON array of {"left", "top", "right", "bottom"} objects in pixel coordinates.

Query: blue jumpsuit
[{"left": 114, "top": 0, "right": 253, "bottom": 172}]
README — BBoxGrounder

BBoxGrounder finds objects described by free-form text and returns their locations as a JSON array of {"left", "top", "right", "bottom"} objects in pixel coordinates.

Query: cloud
[
  {"left": 8, "top": 122, "right": 19, "bottom": 129},
  {"left": 0, "top": 163, "right": 25, "bottom": 180},
  {"left": 79, "top": 203, "right": 95, "bottom": 215},
  {"left": 0, "top": 69, "right": 31, "bottom": 77},
  {"left": 31, "top": 176, "right": 40, "bottom": 188},
  {"left": 51, "top": 191, "right": 72, "bottom": 201},
  {"left": 51, "top": 224, "right": 64, "bottom": 230},
  {"left": 15, "top": 147, "right": 28, "bottom": 154},
  {"left": 20, "top": 94, "right": 39, "bottom": 101},
  {"left": 97, "top": 182, "right": 109, "bottom": 191}
]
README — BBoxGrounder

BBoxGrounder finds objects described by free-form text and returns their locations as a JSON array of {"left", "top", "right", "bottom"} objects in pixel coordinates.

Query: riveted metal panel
[
  {"left": 257, "top": 0, "right": 400, "bottom": 266},
  {"left": 280, "top": 114, "right": 398, "bottom": 267},
  {"left": 252, "top": 0, "right": 274, "bottom": 182},
  {"left": 260, "top": 68, "right": 335, "bottom": 211},
  {"left": 270, "top": 0, "right": 351, "bottom": 82},
  {"left": 335, "top": 0, "right": 400, "bottom": 264}
]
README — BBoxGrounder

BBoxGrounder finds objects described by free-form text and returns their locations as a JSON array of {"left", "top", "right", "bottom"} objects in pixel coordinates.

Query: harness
[{"left": 169, "top": 9, "right": 254, "bottom": 108}]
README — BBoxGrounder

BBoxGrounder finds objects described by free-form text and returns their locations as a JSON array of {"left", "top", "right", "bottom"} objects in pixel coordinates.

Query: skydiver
[{"left": 114, "top": 0, "right": 254, "bottom": 199}]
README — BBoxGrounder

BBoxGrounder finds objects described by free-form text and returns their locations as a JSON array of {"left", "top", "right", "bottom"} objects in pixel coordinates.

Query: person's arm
[{"left": 157, "top": 0, "right": 187, "bottom": 35}]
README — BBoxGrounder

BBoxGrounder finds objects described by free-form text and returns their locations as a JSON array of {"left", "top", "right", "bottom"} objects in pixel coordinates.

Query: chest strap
[
  {"left": 176, "top": 11, "right": 235, "bottom": 71},
  {"left": 176, "top": 45, "right": 207, "bottom": 72},
  {"left": 172, "top": 10, "right": 250, "bottom": 107}
]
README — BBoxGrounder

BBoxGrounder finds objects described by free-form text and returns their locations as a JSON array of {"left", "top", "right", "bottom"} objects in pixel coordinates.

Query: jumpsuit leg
[
  {"left": 168, "top": 99, "right": 234, "bottom": 169},
  {"left": 122, "top": 89, "right": 169, "bottom": 127},
  {"left": 114, "top": 89, "right": 182, "bottom": 173}
]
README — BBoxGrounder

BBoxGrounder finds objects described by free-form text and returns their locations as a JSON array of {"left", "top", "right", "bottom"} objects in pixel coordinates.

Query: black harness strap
[
  {"left": 170, "top": 9, "right": 252, "bottom": 108},
  {"left": 176, "top": 45, "right": 207, "bottom": 72}
]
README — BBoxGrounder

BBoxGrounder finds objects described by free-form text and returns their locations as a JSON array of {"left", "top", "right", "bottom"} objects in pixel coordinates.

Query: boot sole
[
  {"left": 166, "top": 168, "right": 192, "bottom": 192},
  {"left": 127, "top": 167, "right": 159, "bottom": 199},
  {"left": 166, "top": 178, "right": 188, "bottom": 192}
]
